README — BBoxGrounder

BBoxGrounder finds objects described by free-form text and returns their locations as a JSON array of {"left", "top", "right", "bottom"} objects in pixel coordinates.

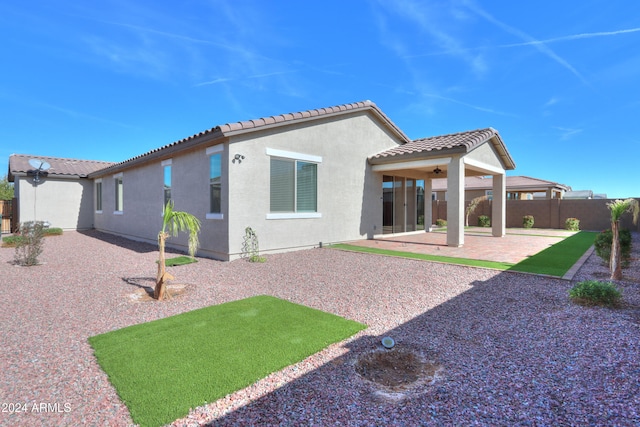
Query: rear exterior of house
[
  {"left": 10, "top": 100, "right": 517, "bottom": 259},
  {"left": 90, "top": 102, "right": 407, "bottom": 260}
]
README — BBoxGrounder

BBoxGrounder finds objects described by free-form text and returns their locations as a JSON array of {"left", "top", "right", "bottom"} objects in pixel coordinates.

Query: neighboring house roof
[
  {"left": 8, "top": 154, "right": 115, "bottom": 181},
  {"left": 370, "top": 128, "right": 516, "bottom": 170},
  {"left": 430, "top": 175, "right": 571, "bottom": 192},
  {"left": 91, "top": 100, "right": 411, "bottom": 177},
  {"left": 564, "top": 190, "right": 594, "bottom": 199}
]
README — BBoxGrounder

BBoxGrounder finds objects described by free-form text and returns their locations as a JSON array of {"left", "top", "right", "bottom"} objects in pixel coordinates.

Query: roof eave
[
  {"left": 488, "top": 132, "right": 516, "bottom": 170},
  {"left": 222, "top": 102, "right": 411, "bottom": 144},
  {"left": 369, "top": 146, "right": 466, "bottom": 165},
  {"left": 88, "top": 130, "right": 226, "bottom": 178}
]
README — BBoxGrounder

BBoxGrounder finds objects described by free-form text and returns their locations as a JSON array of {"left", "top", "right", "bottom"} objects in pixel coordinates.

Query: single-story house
[
  {"left": 9, "top": 100, "right": 516, "bottom": 260},
  {"left": 430, "top": 175, "right": 570, "bottom": 201},
  {"left": 8, "top": 156, "right": 115, "bottom": 230}
]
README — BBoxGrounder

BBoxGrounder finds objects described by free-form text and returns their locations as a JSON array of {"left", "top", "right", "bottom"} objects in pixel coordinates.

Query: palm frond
[
  {"left": 607, "top": 198, "right": 640, "bottom": 224},
  {"left": 161, "top": 201, "right": 201, "bottom": 257}
]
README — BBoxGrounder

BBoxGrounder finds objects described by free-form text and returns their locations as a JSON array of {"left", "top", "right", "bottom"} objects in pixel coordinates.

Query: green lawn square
[{"left": 89, "top": 295, "right": 366, "bottom": 427}]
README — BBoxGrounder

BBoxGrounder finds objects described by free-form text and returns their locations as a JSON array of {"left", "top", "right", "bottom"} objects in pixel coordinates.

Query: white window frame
[
  {"left": 113, "top": 173, "right": 123, "bottom": 214},
  {"left": 266, "top": 148, "right": 322, "bottom": 220},
  {"left": 95, "top": 179, "right": 103, "bottom": 214},
  {"left": 162, "top": 159, "right": 172, "bottom": 211},
  {"left": 206, "top": 145, "right": 224, "bottom": 220}
]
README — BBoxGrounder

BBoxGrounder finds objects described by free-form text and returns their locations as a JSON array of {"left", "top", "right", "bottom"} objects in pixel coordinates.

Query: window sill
[
  {"left": 266, "top": 212, "right": 322, "bottom": 220},
  {"left": 206, "top": 213, "right": 224, "bottom": 220},
  {"left": 113, "top": 211, "right": 123, "bottom": 215},
  {"left": 96, "top": 210, "right": 103, "bottom": 214}
]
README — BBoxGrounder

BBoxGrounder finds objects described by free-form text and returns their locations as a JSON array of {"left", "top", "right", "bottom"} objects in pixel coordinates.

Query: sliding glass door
[{"left": 382, "top": 175, "right": 417, "bottom": 234}]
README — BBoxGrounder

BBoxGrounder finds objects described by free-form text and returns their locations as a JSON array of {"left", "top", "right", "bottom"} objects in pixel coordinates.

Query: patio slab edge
[{"left": 562, "top": 245, "right": 595, "bottom": 281}]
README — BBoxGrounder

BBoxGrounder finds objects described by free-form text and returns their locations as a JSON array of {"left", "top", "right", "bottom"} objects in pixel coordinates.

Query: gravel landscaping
[{"left": 1, "top": 230, "right": 639, "bottom": 426}]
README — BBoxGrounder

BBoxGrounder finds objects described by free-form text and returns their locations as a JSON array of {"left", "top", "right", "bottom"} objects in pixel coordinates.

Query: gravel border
[{"left": 1, "top": 230, "right": 638, "bottom": 426}]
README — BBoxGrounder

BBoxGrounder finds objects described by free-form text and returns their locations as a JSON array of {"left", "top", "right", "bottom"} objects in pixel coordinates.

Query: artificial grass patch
[
  {"left": 88, "top": 295, "right": 366, "bottom": 427},
  {"left": 332, "top": 231, "right": 597, "bottom": 277},
  {"left": 163, "top": 256, "right": 198, "bottom": 266},
  {"left": 508, "top": 231, "right": 597, "bottom": 276},
  {"left": 330, "top": 243, "right": 515, "bottom": 270}
]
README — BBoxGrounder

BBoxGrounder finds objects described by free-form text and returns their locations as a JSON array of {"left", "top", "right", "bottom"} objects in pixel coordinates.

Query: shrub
[
  {"left": 565, "top": 217, "right": 580, "bottom": 231},
  {"left": 594, "top": 228, "right": 631, "bottom": 266},
  {"left": 2, "top": 235, "right": 26, "bottom": 246},
  {"left": 478, "top": 215, "right": 491, "bottom": 227},
  {"left": 417, "top": 215, "right": 424, "bottom": 226},
  {"left": 569, "top": 280, "right": 621, "bottom": 306},
  {"left": 435, "top": 219, "right": 447, "bottom": 227},
  {"left": 242, "top": 226, "right": 266, "bottom": 262},
  {"left": 523, "top": 215, "right": 534, "bottom": 229},
  {"left": 14, "top": 221, "right": 46, "bottom": 266},
  {"left": 44, "top": 227, "right": 63, "bottom": 236}
]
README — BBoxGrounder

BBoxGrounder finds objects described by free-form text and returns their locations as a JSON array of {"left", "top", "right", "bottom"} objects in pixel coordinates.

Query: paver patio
[{"left": 345, "top": 227, "right": 578, "bottom": 264}]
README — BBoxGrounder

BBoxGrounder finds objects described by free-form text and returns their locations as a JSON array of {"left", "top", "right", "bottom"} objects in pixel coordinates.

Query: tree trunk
[
  {"left": 610, "top": 220, "right": 623, "bottom": 280},
  {"left": 155, "top": 232, "right": 170, "bottom": 300}
]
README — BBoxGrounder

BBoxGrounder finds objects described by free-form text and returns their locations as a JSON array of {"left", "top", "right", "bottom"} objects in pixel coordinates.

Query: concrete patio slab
[{"left": 346, "top": 227, "right": 579, "bottom": 265}]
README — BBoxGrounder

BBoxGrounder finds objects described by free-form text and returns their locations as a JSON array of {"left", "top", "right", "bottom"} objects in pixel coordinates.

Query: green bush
[
  {"left": 14, "top": 221, "right": 46, "bottom": 266},
  {"left": 569, "top": 280, "right": 621, "bottom": 306},
  {"left": 2, "top": 235, "right": 26, "bottom": 246},
  {"left": 3, "top": 227, "right": 62, "bottom": 246},
  {"left": 435, "top": 219, "right": 447, "bottom": 227},
  {"left": 523, "top": 215, "right": 534, "bottom": 229},
  {"left": 565, "top": 217, "right": 580, "bottom": 231},
  {"left": 594, "top": 228, "right": 631, "bottom": 266},
  {"left": 478, "top": 215, "right": 490, "bottom": 227}
]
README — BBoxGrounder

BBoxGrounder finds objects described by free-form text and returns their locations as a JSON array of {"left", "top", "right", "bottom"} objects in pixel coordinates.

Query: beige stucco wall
[
  {"left": 465, "top": 142, "right": 504, "bottom": 170},
  {"left": 15, "top": 176, "right": 94, "bottom": 229},
  {"left": 92, "top": 109, "right": 402, "bottom": 260},
  {"left": 226, "top": 111, "right": 400, "bottom": 259},
  {"left": 92, "top": 146, "right": 230, "bottom": 259}
]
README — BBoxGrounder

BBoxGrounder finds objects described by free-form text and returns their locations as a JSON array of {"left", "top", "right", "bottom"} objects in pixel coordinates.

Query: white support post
[
  {"left": 492, "top": 173, "right": 506, "bottom": 237},
  {"left": 424, "top": 176, "right": 433, "bottom": 232},
  {"left": 447, "top": 156, "right": 465, "bottom": 247}
]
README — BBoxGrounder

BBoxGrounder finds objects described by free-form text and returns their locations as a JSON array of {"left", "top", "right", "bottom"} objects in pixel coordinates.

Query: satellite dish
[
  {"left": 28, "top": 158, "right": 51, "bottom": 184},
  {"left": 29, "top": 158, "right": 51, "bottom": 171}
]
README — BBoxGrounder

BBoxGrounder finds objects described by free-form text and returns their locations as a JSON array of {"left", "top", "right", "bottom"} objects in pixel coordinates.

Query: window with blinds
[{"left": 270, "top": 158, "right": 317, "bottom": 213}]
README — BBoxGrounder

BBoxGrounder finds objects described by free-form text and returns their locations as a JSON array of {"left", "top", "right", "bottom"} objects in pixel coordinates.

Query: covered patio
[{"left": 369, "top": 128, "right": 516, "bottom": 247}]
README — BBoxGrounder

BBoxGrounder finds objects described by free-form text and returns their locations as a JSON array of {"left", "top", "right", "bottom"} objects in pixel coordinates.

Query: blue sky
[{"left": 1, "top": 0, "right": 639, "bottom": 198}]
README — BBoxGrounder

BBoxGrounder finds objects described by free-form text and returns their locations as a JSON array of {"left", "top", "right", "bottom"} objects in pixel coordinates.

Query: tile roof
[
  {"left": 371, "top": 128, "right": 497, "bottom": 158},
  {"left": 370, "top": 127, "right": 515, "bottom": 170},
  {"left": 9, "top": 154, "right": 115, "bottom": 180},
  {"left": 216, "top": 100, "right": 408, "bottom": 140},
  {"left": 94, "top": 100, "right": 410, "bottom": 176}
]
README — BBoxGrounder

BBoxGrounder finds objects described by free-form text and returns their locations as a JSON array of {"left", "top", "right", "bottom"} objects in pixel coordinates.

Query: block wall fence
[{"left": 430, "top": 198, "right": 640, "bottom": 232}]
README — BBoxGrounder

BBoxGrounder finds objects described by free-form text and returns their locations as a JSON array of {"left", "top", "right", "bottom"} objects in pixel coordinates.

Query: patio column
[
  {"left": 424, "top": 176, "right": 432, "bottom": 232},
  {"left": 492, "top": 173, "right": 506, "bottom": 237},
  {"left": 447, "top": 156, "right": 465, "bottom": 247}
]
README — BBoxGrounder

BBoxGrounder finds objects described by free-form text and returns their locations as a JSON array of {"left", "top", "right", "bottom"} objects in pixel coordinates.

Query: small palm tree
[
  {"left": 155, "top": 201, "right": 201, "bottom": 300},
  {"left": 607, "top": 198, "right": 639, "bottom": 280},
  {"left": 466, "top": 195, "right": 488, "bottom": 227}
]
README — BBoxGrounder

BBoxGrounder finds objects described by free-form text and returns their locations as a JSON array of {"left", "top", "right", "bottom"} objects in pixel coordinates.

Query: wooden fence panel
[{"left": 1, "top": 199, "right": 12, "bottom": 233}]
